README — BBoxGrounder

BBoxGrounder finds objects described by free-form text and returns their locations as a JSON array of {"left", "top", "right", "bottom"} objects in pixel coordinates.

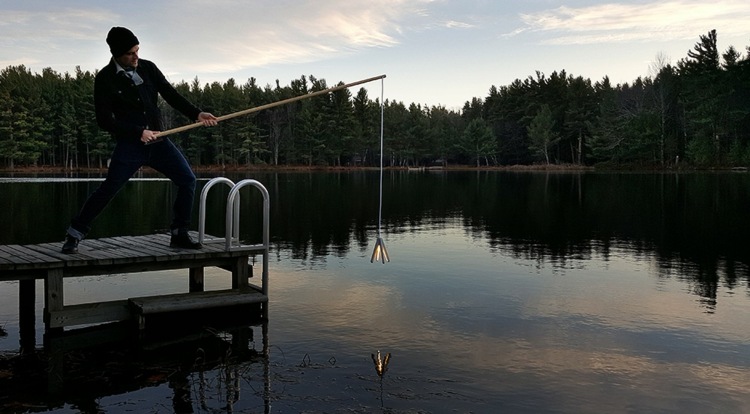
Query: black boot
[
  {"left": 170, "top": 231, "right": 202, "bottom": 249},
  {"left": 62, "top": 235, "right": 80, "bottom": 254}
]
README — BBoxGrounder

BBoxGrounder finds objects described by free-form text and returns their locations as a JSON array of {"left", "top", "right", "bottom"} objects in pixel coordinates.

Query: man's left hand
[{"left": 198, "top": 112, "right": 218, "bottom": 126}]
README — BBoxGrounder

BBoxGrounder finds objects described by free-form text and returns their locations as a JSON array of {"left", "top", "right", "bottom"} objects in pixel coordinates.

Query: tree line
[{"left": 1, "top": 29, "right": 749, "bottom": 170}]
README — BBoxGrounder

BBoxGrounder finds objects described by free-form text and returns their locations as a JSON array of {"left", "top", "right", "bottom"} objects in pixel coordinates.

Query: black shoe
[
  {"left": 170, "top": 232, "right": 202, "bottom": 249},
  {"left": 62, "top": 235, "right": 79, "bottom": 254}
]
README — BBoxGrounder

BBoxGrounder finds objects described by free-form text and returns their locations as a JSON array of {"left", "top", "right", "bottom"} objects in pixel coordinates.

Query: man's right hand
[{"left": 141, "top": 129, "right": 161, "bottom": 144}]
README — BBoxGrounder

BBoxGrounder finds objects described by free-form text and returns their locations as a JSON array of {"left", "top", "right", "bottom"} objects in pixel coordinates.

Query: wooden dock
[{"left": 0, "top": 232, "right": 268, "bottom": 349}]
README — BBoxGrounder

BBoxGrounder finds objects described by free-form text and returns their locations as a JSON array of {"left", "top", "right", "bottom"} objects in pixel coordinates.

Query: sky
[{"left": 2, "top": 0, "right": 750, "bottom": 110}]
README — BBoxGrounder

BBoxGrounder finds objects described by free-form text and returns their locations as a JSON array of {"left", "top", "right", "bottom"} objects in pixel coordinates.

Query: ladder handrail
[
  {"left": 197, "top": 177, "right": 270, "bottom": 297},
  {"left": 225, "top": 179, "right": 270, "bottom": 296},
  {"left": 198, "top": 177, "right": 239, "bottom": 244}
]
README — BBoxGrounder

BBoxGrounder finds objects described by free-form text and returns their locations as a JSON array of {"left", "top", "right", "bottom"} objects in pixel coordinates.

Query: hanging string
[
  {"left": 371, "top": 77, "right": 390, "bottom": 263},
  {"left": 377, "top": 79, "right": 384, "bottom": 237}
]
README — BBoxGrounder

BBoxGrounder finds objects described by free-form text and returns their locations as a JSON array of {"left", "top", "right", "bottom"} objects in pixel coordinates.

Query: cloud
[
  {"left": 444, "top": 20, "right": 474, "bottom": 29},
  {"left": 0, "top": 7, "right": 117, "bottom": 69},
  {"left": 151, "top": 0, "right": 433, "bottom": 74},
  {"left": 515, "top": 0, "right": 750, "bottom": 45},
  {"left": 0, "top": 8, "right": 114, "bottom": 41},
  {"left": 0, "top": 0, "right": 439, "bottom": 76}
]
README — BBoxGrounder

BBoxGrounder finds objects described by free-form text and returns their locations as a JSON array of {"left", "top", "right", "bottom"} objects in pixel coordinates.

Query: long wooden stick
[{"left": 155, "top": 74, "right": 386, "bottom": 139}]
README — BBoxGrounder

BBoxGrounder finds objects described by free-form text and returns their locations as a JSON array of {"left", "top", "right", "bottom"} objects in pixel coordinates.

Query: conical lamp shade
[{"left": 370, "top": 236, "right": 390, "bottom": 264}]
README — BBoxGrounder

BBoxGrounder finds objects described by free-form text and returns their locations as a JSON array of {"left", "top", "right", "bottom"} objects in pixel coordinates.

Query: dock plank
[
  {"left": 108, "top": 235, "right": 190, "bottom": 261},
  {"left": 78, "top": 239, "right": 128, "bottom": 257},
  {"left": 0, "top": 245, "right": 33, "bottom": 265},
  {"left": 1, "top": 244, "right": 57, "bottom": 264},
  {"left": 100, "top": 236, "right": 165, "bottom": 257},
  {"left": 84, "top": 238, "right": 141, "bottom": 257},
  {"left": 84, "top": 239, "right": 156, "bottom": 263},
  {"left": 25, "top": 243, "right": 113, "bottom": 267},
  {"left": 0, "top": 245, "right": 64, "bottom": 272}
]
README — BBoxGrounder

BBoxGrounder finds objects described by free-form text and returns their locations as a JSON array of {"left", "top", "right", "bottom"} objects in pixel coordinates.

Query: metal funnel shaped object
[{"left": 370, "top": 236, "right": 390, "bottom": 264}]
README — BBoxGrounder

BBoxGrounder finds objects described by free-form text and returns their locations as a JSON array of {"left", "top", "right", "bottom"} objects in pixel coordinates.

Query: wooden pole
[{"left": 154, "top": 74, "right": 386, "bottom": 139}]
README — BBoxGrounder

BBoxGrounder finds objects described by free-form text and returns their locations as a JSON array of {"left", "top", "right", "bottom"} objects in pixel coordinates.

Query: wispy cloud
[
  {"left": 154, "top": 0, "right": 433, "bottom": 74},
  {"left": 514, "top": 0, "right": 750, "bottom": 44},
  {"left": 0, "top": 7, "right": 117, "bottom": 69},
  {"left": 444, "top": 20, "right": 474, "bottom": 29},
  {"left": 0, "top": 8, "right": 115, "bottom": 41},
  {"left": 0, "top": 0, "right": 436, "bottom": 74}
]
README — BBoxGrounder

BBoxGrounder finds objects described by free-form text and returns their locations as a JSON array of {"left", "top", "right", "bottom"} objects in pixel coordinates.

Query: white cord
[
  {"left": 371, "top": 77, "right": 390, "bottom": 263},
  {"left": 377, "top": 78, "right": 384, "bottom": 237}
]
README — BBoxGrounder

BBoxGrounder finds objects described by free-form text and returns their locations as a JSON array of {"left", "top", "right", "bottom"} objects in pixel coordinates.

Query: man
[{"left": 62, "top": 26, "right": 218, "bottom": 254}]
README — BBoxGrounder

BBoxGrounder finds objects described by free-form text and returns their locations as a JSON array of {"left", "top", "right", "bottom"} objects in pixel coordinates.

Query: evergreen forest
[{"left": 1, "top": 29, "right": 749, "bottom": 170}]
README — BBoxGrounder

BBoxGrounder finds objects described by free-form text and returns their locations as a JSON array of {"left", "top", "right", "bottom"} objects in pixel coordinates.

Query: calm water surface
[{"left": 1, "top": 171, "right": 749, "bottom": 413}]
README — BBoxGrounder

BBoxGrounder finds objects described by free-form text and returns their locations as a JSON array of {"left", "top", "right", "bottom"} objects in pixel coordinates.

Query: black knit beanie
[{"left": 106, "top": 27, "right": 139, "bottom": 57}]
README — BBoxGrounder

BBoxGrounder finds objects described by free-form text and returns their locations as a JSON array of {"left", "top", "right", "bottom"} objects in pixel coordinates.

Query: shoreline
[{"left": 0, "top": 163, "right": 745, "bottom": 174}]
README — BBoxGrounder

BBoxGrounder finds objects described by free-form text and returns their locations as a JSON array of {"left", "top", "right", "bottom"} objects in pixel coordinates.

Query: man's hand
[
  {"left": 141, "top": 129, "right": 161, "bottom": 144},
  {"left": 198, "top": 112, "right": 218, "bottom": 126}
]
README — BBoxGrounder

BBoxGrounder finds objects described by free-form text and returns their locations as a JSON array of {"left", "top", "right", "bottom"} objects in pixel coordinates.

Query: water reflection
[
  {"left": 1, "top": 171, "right": 750, "bottom": 411},
  {"left": 252, "top": 171, "right": 749, "bottom": 310},
  {"left": 0, "top": 316, "right": 269, "bottom": 413},
  {"left": 371, "top": 350, "right": 391, "bottom": 377},
  {"left": 267, "top": 230, "right": 750, "bottom": 412},
  {"left": 2, "top": 171, "right": 748, "bottom": 308}
]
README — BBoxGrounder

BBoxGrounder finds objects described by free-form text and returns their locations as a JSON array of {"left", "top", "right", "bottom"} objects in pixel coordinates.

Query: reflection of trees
[
  {"left": 471, "top": 172, "right": 750, "bottom": 308},
  {"left": 3, "top": 172, "right": 744, "bottom": 307},
  {"left": 0, "top": 321, "right": 269, "bottom": 413},
  {"left": 238, "top": 171, "right": 750, "bottom": 306}
]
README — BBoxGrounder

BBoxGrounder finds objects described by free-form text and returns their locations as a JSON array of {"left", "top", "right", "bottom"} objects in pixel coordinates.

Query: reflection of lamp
[
  {"left": 372, "top": 349, "right": 391, "bottom": 408},
  {"left": 371, "top": 350, "right": 391, "bottom": 377},
  {"left": 371, "top": 78, "right": 390, "bottom": 264}
]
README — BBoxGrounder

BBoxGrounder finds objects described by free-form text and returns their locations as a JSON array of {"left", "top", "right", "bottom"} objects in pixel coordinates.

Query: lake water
[{"left": 1, "top": 171, "right": 750, "bottom": 413}]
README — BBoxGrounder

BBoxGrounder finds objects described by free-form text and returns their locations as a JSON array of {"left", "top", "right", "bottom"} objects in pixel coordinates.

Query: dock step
[
  {"left": 129, "top": 288, "right": 267, "bottom": 330},
  {"left": 130, "top": 288, "right": 267, "bottom": 315},
  {"left": 47, "top": 300, "right": 132, "bottom": 329}
]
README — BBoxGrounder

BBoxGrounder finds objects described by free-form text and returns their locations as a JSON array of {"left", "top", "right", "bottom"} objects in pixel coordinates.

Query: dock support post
[
  {"left": 44, "top": 268, "right": 64, "bottom": 334},
  {"left": 189, "top": 267, "right": 205, "bottom": 292},
  {"left": 232, "top": 256, "right": 249, "bottom": 289},
  {"left": 19, "top": 279, "right": 36, "bottom": 352}
]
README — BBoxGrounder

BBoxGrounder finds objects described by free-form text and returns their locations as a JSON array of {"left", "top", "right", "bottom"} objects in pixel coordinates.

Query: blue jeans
[{"left": 67, "top": 138, "right": 196, "bottom": 239}]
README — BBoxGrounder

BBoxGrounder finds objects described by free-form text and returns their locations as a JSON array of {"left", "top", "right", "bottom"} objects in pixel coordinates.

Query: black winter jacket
[{"left": 94, "top": 58, "right": 201, "bottom": 141}]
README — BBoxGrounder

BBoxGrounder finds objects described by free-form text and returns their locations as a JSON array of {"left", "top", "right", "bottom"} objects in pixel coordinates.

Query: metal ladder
[{"left": 198, "top": 177, "right": 270, "bottom": 294}]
